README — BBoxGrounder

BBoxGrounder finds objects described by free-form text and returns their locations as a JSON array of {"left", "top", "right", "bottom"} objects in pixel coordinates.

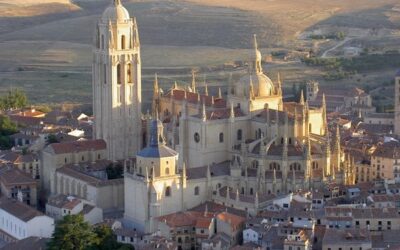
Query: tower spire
[
  {"left": 202, "top": 99, "right": 207, "bottom": 122},
  {"left": 277, "top": 73, "right": 283, "bottom": 96},
  {"left": 253, "top": 34, "right": 263, "bottom": 74},
  {"left": 230, "top": 102, "right": 235, "bottom": 119},
  {"left": 191, "top": 70, "right": 196, "bottom": 93},
  {"left": 300, "top": 90, "right": 305, "bottom": 105},
  {"left": 113, "top": 0, "right": 121, "bottom": 6}
]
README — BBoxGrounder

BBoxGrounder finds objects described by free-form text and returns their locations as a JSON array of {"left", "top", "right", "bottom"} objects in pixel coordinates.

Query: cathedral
[{"left": 93, "top": 0, "right": 355, "bottom": 233}]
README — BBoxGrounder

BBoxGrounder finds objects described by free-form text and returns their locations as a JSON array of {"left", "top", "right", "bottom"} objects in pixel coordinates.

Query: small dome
[{"left": 102, "top": 1, "right": 130, "bottom": 22}]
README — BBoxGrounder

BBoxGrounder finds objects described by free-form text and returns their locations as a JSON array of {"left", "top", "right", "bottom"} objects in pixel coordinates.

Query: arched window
[
  {"left": 241, "top": 187, "right": 245, "bottom": 194},
  {"left": 101, "top": 35, "right": 104, "bottom": 50},
  {"left": 121, "top": 35, "right": 126, "bottom": 50},
  {"left": 237, "top": 129, "right": 242, "bottom": 141},
  {"left": 127, "top": 63, "right": 132, "bottom": 83},
  {"left": 194, "top": 186, "right": 200, "bottom": 196},
  {"left": 289, "top": 163, "right": 301, "bottom": 171},
  {"left": 312, "top": 161, "right": 319, "bottom": 170},
  {"left": 281, "top": 138, "right": 284, "bottom": 144},
  {"left": 250, "top": 188, "right": 254, "bottom": 195},
  {"left": 165, "top": 186, "right": 171, "bottom": 197},
  {"left": 117, "top": 64, "right": 122, "bottom": 84},
  {"left": 289, "top": 138, "right": 292, "bottom": 145},
  {"left": 139, "top": 167, "right": 142, "bottom": 174},
  {"left": 165, "top": 167, "right": 170, "bottom": 175},
  {"left": 258, "top": 129, "right": 262, "bottom": 139},
  {"left": 252, "top": 160, "right": 259, "bottom": 169},
  {"left": 219, "top": 133, "right": 224, "bottom": 143},
  {"left": 269, "top": 162, "right": 280, "bottom": 171},
  {"left": 309, "top": 124, "right": 312, "bottom": 132}
]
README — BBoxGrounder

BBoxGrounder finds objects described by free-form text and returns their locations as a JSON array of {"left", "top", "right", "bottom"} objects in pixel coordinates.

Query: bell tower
[
  {"left": 395, "top": 71, "right": 400, "bottom": 136},
  {"left": 93, "top": 0, "right": 142, "bottom": 161}
]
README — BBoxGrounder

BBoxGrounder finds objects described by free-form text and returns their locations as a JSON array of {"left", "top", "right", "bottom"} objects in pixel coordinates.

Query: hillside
[{"left": 0, "top": 0, "right": 399, "bottom": 105}]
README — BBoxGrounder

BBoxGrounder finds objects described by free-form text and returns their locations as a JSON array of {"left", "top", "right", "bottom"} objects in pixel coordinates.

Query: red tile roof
[{"left": 48, "top": 139, "right": 106, "bottom": 154}]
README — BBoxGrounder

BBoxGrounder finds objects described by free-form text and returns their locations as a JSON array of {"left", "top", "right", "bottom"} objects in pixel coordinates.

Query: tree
[
  {"left": 47, "top": 215, "right": 99, "bottom": 250},
  {"left": 47, "top": 134, "right": 60, "bottom": 144},
  {"left": 90, "top": 225, "right": 134, "bottom": 250},
  {"left": 0, "top": 89, "right": 28, "bottom": 111},
  {"left": 0, "top": 115, "right": 17, "bottom": 150},
  {"left": 106, "top": 163, "right": 124, "bottom": 180}
]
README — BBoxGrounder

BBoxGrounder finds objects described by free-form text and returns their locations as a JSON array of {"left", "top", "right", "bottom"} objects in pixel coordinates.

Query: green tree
[
  {"left": 90, "top": 225, "right": 134, "bottom": 250},
  {"left": 0, "top": 115, "right": 17, "bottom": 150},
  {"left": 47, "top": 134, "right": 60, "bottom": 144},
  {"left": 0, "top": 89, "right": 28, "bottom": 111},
  {"left": 47, "top": 215, "right": 99, "bottom": 250},
  {"left": 106, "top": 163, "right": 124, "bottom": 180}
]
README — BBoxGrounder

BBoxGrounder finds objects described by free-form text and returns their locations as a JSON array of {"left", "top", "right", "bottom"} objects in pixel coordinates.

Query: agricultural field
[{"left": 0, "top": 0, "right": 399, "bottom": 107}]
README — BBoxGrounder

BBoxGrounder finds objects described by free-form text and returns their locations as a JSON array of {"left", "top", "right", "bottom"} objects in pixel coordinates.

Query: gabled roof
[
  {"left": 0, "top": 197, "right": 45, "bottom": 222},
  {"left": 47, "top": 139, "right": 106, "bottom": 154}
]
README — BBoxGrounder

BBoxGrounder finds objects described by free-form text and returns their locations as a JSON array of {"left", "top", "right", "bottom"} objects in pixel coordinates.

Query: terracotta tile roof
[
  {"left": 157, "top": 211, "right": 213, "bottom": 228},
  {"left": 47, "top": 194, "right": 81, "bottom": 209},
  {"left": 163, "top": 89, "right": 226, "bottom": 108},
  {"left": 193, "top": 107, "right": 245, "bottom": 120},
  {"left": 0, "top": 165, "right": 36, "bottom": 186},
  {"left": 9, "top": 115, "right": 43, "bottom": 127},
  {"left": 190, "top": 201, "right": 247, "bottom": 218},
  {"left": 372, "top": 141, "right": 400, "bottom": 158},
  {"left": 48, "top": 139, "right": 106, "bottom": 154},
  {"left": 3, "top": 236, "right": 48, "bottom": 250},
  {"left": 0, "top": 197, "right": 44, "bottom": 222},
  {"left": 323, "top": 228, "right": 370, "bottom": 245},
  {"left": 216, "top": 212, "right": 245, "bottom": 231}
]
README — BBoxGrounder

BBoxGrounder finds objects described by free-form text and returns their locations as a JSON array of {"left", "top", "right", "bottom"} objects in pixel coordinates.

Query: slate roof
[{"left": 137, "top": 144, "right": 178, "bottom": 158}]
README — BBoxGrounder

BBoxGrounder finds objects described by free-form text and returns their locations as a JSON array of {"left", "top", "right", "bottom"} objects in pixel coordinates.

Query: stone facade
[{"left": 92, "top": 0, "right": 142, "bottom": 161}]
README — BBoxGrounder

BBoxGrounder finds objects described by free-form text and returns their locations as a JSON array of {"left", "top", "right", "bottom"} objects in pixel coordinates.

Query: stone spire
[
  {"left": 254, "top": 192, "right": 259, "bottom": 208},
  {"left": 253, "top": 34, "right": 263, "bottom": 74},
  {"left": 300, "top": 90, "right": 305, "bottom": 105},
  {"left": 277, "top": 72, "right": 283, "bottom": 95},
  {"left": 205, "top": 84, "right": 209, "bottom": 96},
  {"left": 202, "top": 99, "right": 207, "bottom": 122},
  {"left": 152, "top": 74, "right": 159, "bottom": 116},
  {"left": 293, "top": 108, "right": 298, "bottom": 138},
  {"left": 218, "top": 87, "right": 222, "bottom": 98},
  {"left": 173, "top": 81, "right": 178, "bottom": 89},
  {"left": 153, "top": 73, "right": 159, "bottom": 96},
  {"left": 149, "top": 112, "right": 165, "bottom": 147},
  {"left": 230, "top": 102, "right": 235, "bottom": 119},
  {"left": 211, "top": 96, "right": 215, "bottom": 105},
  {"left": 236, "top": 188, "right": 240, "bottom": 203},
  {"left": 322, "top": 93, "right": 327, "bottom": 133},
  {"left": 191, "top": 71, "right": 197, "bottom": 93},
  {"left": 182, "top": 162, "right": 187, "bottom": 188}
]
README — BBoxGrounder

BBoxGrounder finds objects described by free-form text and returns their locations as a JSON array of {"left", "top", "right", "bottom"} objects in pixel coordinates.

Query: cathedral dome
[
  {"left": 102, "top": 0, "right": 130, "bottom": 22},
  {"left": 236, "top": 72, "right": 275, "bottom": 97}
]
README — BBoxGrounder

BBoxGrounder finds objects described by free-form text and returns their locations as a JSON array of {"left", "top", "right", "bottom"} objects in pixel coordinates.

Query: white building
[
  {"left": 0, "top": 198, "right": 54, "bottom": 242},
  {"left": 46, "top": 194, "right": 103, "bottom": 225}
]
